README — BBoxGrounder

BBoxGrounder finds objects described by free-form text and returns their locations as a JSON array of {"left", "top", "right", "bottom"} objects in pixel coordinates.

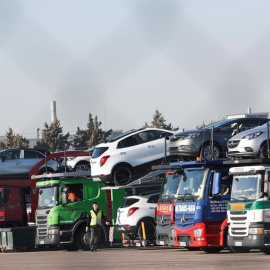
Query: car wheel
[
  {"left": 137, "top": 220, "right": 156, "bottom": 241},
  {"left": 113, "top": 165, "right": 133, "bottom": 186},
  {"left": 200, "top": 143, "right": 221, "bottom": 161},
  {"left": 259, "top": 142, "right": 270, "bottom": 158},
  {"left": 75, "top": 163, "right": 90, "bottom": 172}
]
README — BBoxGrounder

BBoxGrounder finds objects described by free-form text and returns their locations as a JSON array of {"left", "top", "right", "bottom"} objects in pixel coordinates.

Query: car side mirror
[{"left": 231, "top": 128, "right": 238, "bottom": 136}]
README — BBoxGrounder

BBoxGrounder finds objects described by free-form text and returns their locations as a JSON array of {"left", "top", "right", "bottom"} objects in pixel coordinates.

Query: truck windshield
[
  {"left": 231, "top": 174, "right": 262, "bottom": 202},
  {"left": 38, "top": 186, "right": 58, "bottom": 209},
  {"left": 177, "top": 169, "right": 207, "bottom": 200},
  {"left": 160, "top": 173, "right": 182, "bottom": 202}
]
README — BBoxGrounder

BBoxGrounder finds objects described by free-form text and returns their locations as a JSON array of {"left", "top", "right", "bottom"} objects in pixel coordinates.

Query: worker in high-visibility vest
[{"left": 86, "top": 202, "right": 110, "bottom": 252}]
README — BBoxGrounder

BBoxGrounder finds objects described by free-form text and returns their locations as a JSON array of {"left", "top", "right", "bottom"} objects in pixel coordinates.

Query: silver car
[
  {"left": 0, "top": 149, "right": 58, "bottom": 179},
  {"left": 227, "top": 123, "right": 270, "bottom": 158}
]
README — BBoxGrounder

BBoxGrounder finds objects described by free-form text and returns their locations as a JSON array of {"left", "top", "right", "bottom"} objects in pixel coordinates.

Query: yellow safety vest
[{"left": 90, "top": 210, "right": 102, "bottom": 226}]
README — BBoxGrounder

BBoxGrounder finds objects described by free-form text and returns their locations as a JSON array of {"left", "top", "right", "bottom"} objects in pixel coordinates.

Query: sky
[{"left": 1, "top": 0, "right": 270, "bottom": 138}]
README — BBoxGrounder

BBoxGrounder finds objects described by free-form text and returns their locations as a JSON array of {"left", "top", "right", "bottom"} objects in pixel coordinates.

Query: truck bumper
[
  {"left": 174, "top": 223, "right": 208, "bottom": 247},
  {"left": 155, "top": 224, "right": 175, "bottom": 246},
  {"left": 36, "top": 226, "right": 63, "bottom": 246}
]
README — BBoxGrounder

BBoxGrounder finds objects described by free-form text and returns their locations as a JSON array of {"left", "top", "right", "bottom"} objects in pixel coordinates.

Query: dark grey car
[{"left": 169, "top": 118, "right": 269, "bottom": 161}]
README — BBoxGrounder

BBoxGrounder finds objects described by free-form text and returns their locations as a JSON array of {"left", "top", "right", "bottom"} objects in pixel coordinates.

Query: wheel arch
[{"left": 111, "top": 162, "right": 134, "bottom": 176}]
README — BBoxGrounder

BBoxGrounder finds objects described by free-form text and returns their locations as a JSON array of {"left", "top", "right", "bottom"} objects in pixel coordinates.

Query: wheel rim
[
  {"left": 115, "top": 168, "right": 132, "bottom": 185},
  {"left": 202, "top": 145, "right": 220, "bottom": 160},
  {"left": 144, "top": 223, "right": 156, "bottom": 240}
]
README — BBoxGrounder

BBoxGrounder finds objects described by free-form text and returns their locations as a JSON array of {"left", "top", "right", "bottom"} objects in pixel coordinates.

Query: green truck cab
[{"left": 35, "top": 172, "right": 124, "bottom": 250}]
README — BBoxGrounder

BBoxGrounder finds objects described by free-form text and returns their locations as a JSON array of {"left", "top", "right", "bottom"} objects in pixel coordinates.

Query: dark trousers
[{"left": 90, "top": 225, "right": 101, "bottom": 250}]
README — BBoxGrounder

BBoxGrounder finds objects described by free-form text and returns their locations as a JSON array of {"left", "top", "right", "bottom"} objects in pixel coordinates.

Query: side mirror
[
  {"left": 232, "top": 128, "right": 238, "bottom": 136},
  {"left": 212, "top": 172, "right": 222, "bottom": 196},
  {"left": 61, "top": 186, "right": 69, "bottom": 206}
]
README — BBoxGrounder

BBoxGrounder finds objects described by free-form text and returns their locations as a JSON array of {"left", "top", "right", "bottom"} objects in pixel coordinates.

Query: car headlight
[
  {"left": 241, "top": 132, "right": 263, "bottom": 140},
  {"left": 173, "top": 133, "right": 201, "bottom": 141},
  {"left": 193, "top": 228, "right": 203, "bottom": 237},
  {"left": 249, "top": 228, "right": 263, "bottom": 235}
]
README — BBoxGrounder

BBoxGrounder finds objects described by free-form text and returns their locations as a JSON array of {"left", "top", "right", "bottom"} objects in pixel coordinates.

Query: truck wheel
[
  {"left": 113, "top": 166, "right": 133, "bottom": 186},
  {"left": 200, "top": 143, "right": 221, "bottom": 161},
  {"left": 75, "top": 163, "right": 90, "bottom": 172},
  {"left": 228, "top": 246, "right": 250, "bottom": 253},
  {"left": 260, "top": 248, "right": 270, "bottom": 255},
  {"left": 202, "top": 247, "right": 223, "bottom": 253},
  {"left": 137, "top": 220, "right": 156, "bottom": 241},
  {"left": 75, "top": 227, "right": 90, "bottom": 251}
]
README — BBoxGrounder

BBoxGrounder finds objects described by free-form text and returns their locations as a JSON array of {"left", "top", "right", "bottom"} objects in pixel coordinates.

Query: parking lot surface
[{"left": 0, "top": 246, "right": 270, "bottom": 270}]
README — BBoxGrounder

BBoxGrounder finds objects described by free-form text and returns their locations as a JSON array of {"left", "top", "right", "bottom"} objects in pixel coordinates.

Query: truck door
[{"left": 204, "top": 171, "right": 232, "bottom": 244}]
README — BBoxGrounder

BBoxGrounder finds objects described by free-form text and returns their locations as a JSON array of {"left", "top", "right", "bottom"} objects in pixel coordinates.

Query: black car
[{"left": 169, "top": 118, "right": 269, "bottom": 161}]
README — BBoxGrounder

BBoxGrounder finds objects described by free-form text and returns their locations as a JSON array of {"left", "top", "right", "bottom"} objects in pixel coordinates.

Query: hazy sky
[{"left": 1, "top": 0, "right": 270, "bottom": 138}]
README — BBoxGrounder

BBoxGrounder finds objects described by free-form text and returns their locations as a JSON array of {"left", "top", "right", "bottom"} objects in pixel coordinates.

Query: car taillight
[
  {"left": 100, "top": 155, "right": 110, "bottom": 167},
  {"left": 127, "top": 207, "right": 139, "bottom": 217}
]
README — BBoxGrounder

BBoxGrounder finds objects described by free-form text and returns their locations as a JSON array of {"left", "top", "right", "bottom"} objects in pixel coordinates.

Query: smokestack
[
  {"left": 50, "top": 101, "right": 57, "bottom": 123},
  {"left": 247, "top": 107, "right": 251, "bottom": 114},
  {"left": 36, "top": 128, "right": 40, "bottom": 140}
]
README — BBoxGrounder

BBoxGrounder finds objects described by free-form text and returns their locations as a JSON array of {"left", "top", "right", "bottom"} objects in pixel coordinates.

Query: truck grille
[
  {"left": 37, "top": 227, "right": 48, "bottom": 237},
  {"left": 156, "top": 215, "right": 172, "bottom": 227},
  {"left": 229, "top": 210, "right": 248, "bottom": 237},
  {"left": 36, "top": 210, "right": 49, "bottom": 237},
  {"left": 175, "top": 212, "right": 194, "bottom": 227},
  {"left": 158, "top": 234, "right": 169, "bottom": 241},
  {"left": 177, "top": 235, "right": 192, "bottom": 245}
]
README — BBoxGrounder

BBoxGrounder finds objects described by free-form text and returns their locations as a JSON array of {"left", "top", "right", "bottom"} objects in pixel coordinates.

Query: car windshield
[
  {"left": 201, "top": 119, "right": 234, "bottom": 130},
  {"left": 177, "top": 168, "right": 207, "bottom": 199},
  {"left": 231, "top": 174, "right": 262, "bottom": 202},
  {"left": 160, "top": 172, "right": 182, "bottom": 202},
  {"left": 38, "top": 186, "right": 58, "bottom": 209}
]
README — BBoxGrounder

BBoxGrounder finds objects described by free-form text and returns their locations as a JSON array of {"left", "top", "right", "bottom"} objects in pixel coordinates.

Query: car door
[
  {"left": 22, "top": 150, "right": 44, "bottom": 171},
  {"left": 136, "top": 130, "right": 172, "bottom": 164},
  {"left": 0, "top": 149, "right": 22, "bottom": 174}
]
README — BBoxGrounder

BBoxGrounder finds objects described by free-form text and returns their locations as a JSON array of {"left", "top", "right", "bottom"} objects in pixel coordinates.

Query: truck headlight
[
  {"left": 249, "top": 228, "right": 263, "bottom": 235},
  {"left": 48, "top": 229, "right": 60, "bottom": 235},
  {"left": 193, "top": 228, "right": 203, "bottom": 237}
]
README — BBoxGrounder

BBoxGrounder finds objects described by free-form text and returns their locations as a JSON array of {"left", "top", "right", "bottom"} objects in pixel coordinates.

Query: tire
[
  {"left": 259, "top": 142, "right": 269, "bottom": 158},
  {"left": 202, "top": 247, "right": 223, "bottom": 253},
  {"left": 75, "top": 226, "right": 90, "bottom": 251},
  {"left": 137, "top": 220, "right": 156, "bottom": 241},
  {"left": 227, "top": 246, "right": 250, "bottom": 253},
  {"left": 260, "top": 248, "right": 270, "bottom": 255},
  {"left": 38, "top": 167, "right": 54, "bottom": 175},
  {"left": 200, "top": 143, "right": 221, "bottom": 161},
  {"left": 113, "top": 165, "right": 133, "bottom": 186},
  {"left": 75, "top": 162, "right": 90, "bottom": 172}
]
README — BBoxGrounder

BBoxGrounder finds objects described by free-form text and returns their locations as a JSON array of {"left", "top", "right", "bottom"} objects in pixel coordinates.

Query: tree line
[{"left": 0, "top": 110, "right": 177, "bottom": 152}]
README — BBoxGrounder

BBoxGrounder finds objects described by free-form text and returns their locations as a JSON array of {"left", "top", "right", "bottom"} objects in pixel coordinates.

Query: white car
[
  {"left": 90, "top": 128, "right": 175, "bottom": 186},
  {"left": 115, "top": 192, "right": 160, "bottom": 241},
  {"left": 58, "top": 148, "right": 94, "bottom": 172},
  {"left": 227, "top": 123, "right": 270, "bottom": 158}
]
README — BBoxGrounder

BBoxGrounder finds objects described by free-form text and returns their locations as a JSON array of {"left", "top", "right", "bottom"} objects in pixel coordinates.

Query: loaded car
[
  {"left": 227, "top": 122, "right": 270, "bottom": 158},
  {"left": 90, "top": 128, "right": 175, "bottom": 186},
  {"left": 115, "top": 192, "right": 160, "bottom": 242},
  {"left": 169, "top": 118, "right": 269, "bottom": 161},
  {"left": 58, "top": 148, "right": 94, "bottom": 172},
  {"left": 0, "top": 148, "right": 58, "bottom": 179}
]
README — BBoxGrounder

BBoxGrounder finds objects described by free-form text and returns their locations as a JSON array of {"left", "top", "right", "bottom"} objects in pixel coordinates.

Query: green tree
[
  {"left": 34, "top": 120, "right": 70, "bottom": 152},
  {"left": 4, "top": 128, "right": 29, "bottom": 149},
  {"left": 144, "top": 109, "right": 178, "bottom": 131},
  {"left": 73, "top": 113, "right": 112, "bottom": 149}
]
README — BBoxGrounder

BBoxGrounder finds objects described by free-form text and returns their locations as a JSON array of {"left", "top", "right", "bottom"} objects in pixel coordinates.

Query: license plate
[
  {"left": 235, "top": 241, "right": 242, "bottom": 246},
  {"left": 179, "top": 242, "right": 187, "bottom": 247},
  {"left": 159, "top": 241, "right": 165, "bottom": 245},
  {"left": 40, "top": 240, "right": 44, "bottom": 245}
]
